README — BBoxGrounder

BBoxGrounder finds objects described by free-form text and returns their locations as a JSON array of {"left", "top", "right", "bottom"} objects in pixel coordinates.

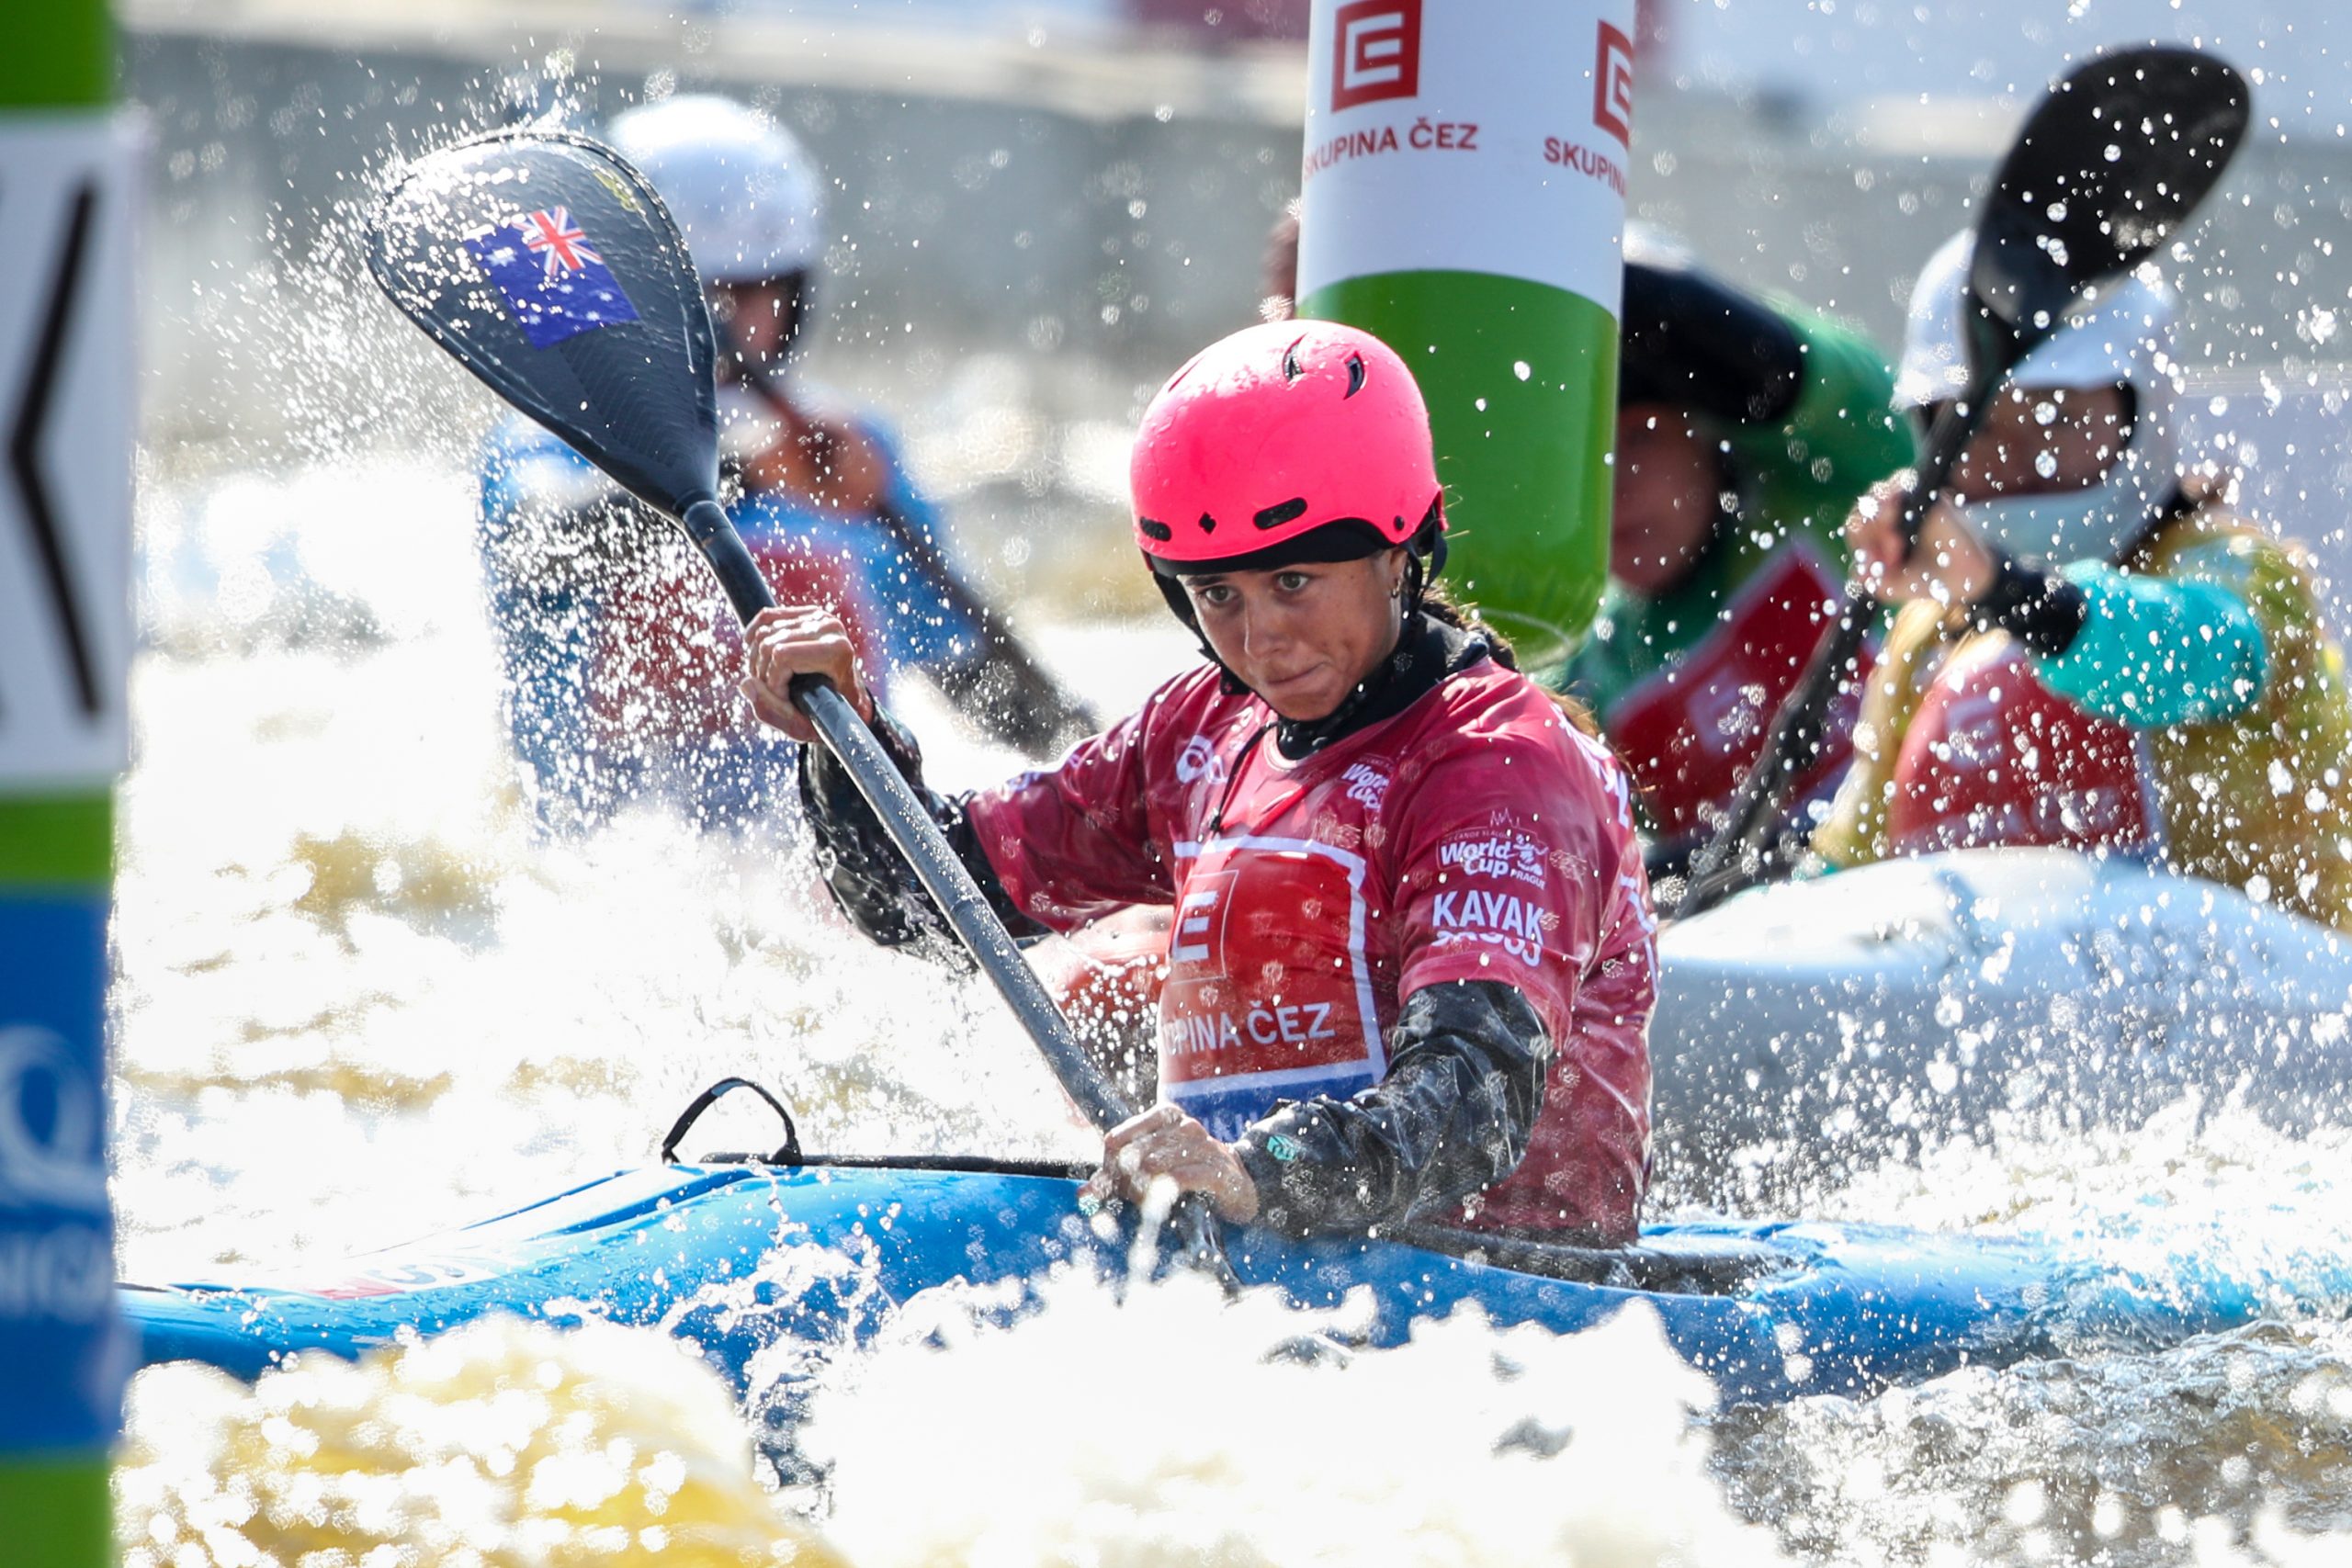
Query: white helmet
[
  {"left": 1894, "top": 227, "right": 2181, "bottom": 565},
  {"left": 608, "top": 96, "right": 826, "bottom": 285}
]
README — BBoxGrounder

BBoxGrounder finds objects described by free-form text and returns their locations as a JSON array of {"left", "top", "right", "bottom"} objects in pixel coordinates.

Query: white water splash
[
  {"left": 115, "top": 1316, "right": 847, "bottom": 1567},
  {"left": 805, "top": 1275, "right": 1787, "bottom": 1567},
  {"left": 112, "top": 444, "right": 2352, "bottom": 1567}
]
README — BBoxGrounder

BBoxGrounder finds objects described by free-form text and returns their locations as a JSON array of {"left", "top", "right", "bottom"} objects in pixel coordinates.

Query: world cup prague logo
[
  {"left": 1593, "top": 20, "right": 1636, "bottom": 146},
  {"left": 1331, "top": 0, "right": 1422, "bottom": 112}
]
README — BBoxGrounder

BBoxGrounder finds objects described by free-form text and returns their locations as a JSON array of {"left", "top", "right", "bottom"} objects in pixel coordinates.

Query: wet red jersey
[
  {"left": 1887, "top": 637, "right": 2160, "bottom": 859},
  {"left": 964, "top": 657, "right": 1656, "bottom": 1238},
  {"left": 1606, "top": 544, "right": 1869, "bottom": 835}
]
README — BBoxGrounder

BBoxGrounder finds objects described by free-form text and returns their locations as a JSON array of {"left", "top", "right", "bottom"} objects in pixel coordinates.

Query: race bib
[{"left": 1158, "top": 835, "right": 1386, "bottom": 1139}]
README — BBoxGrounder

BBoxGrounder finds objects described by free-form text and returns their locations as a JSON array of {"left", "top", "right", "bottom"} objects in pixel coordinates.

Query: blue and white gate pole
[{"left": 1, "top": 0, "right": 138, "bottom": 1558}]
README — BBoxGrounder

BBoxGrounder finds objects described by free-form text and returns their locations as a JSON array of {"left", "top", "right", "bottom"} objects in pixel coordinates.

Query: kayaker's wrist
[
  {"left": 1210, "top": 1143, "right": 1261, "bottom": 1224},
  {"left": 1233, "top": 1132, "right": 1311, "bottom": 1234},
  {"left": 1968, "top": 547, "right": 2088, "bottom": 657},
  {"left": 1092, "top": 1103, "right": 1261, "bottom": 1224}
]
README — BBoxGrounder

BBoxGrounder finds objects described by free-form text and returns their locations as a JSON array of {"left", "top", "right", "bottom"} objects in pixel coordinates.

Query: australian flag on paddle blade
[{"left": 464, "top": 206, "right": 639, "bottom": 350}]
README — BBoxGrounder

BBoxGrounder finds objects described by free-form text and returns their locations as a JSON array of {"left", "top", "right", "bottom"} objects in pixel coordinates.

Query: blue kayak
[{"left": 121, "top": 1152, "right": 2352, "bottom": 1423}]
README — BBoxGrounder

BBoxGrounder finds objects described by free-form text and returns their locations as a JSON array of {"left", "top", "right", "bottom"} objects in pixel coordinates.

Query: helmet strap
[{"left": 1402, "top": 498, "right": 1445, "bottom": 615}]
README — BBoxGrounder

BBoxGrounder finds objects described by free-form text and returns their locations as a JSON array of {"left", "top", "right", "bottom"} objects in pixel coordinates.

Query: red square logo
[
  {"left": 1331, "top": 0, "right": 1422, "bottom": 112},
  {"left": 1593, "top": 20, "right": 1635, "bottom": 146}
]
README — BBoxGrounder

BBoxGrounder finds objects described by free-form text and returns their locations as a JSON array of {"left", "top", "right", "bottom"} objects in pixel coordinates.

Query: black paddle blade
[
  {"left": 1970, "top": 46, "right": 2250, "bottom": 365},
  {"left": 368, "top": 130, "right": 720, "bottom": 516}
]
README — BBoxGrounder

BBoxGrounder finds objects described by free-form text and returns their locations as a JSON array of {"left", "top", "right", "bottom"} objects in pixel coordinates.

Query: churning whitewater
[
  {"left": 85, "top": 15, "right": 2352, "bottom": 1564},
  {"left": 108, "top": 434, "right": 2352, "bottom": 1565}
]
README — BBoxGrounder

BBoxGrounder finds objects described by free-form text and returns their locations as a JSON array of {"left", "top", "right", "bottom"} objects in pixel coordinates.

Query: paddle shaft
[
  {"left": 1675, "top": 400, "right": 1974, "bottom": 917},
  {"left": 681, "top": 499, "right": 1125, "bottom": 1122},
  {"left": 681, "top": 498, "right": 1239, "bottom": 1283}
]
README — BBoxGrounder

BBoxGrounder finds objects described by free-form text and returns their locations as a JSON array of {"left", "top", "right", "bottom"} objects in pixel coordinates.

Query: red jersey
[
  {"left": 1606, "top": 544, "right": 1870, "bottom": 835},
  {"left": 964, "top": 657, "right": 1656, "bottom": 1239},
  {"left": 1887, "top": 637, "right": 2160, "bottom": 858}
]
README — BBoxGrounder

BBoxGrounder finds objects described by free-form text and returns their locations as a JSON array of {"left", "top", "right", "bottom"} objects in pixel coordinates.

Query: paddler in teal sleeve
[
  {"left": 1817, "top": 227, "right": 2352, "bottom": 935},
  {"left": 1557, "top": 234, "right": 1916, "bottom": 862}
]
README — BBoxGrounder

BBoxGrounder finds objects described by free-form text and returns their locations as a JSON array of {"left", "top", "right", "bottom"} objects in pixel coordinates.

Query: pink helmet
[{"left": 1130, "top": 321, "right": 1446, "bottom": 575}]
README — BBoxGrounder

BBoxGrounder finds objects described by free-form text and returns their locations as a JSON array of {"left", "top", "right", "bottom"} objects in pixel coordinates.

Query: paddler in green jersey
[{"left": 1557, "top": 232, "right": 1914, "bottom": 861}]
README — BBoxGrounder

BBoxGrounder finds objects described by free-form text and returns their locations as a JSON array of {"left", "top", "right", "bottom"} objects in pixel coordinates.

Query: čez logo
[
  {"left": 1331, "top": 0, "right": 1422, "bottom": 112},
  {"left": 1592, "top": 20, "right": 1635, "bottom": 146},
  {"left": 1170, "top": 868, "right": 1238, "bottom": 973}
]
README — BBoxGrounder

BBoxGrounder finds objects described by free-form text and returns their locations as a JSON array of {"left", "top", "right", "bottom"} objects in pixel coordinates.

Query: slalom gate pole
[
  {"left": 1297, "top": 0, "right": 1635, "bottom": 664},
  {"left": 0, "top": 1, "right": 137, "bottom": 1560}
]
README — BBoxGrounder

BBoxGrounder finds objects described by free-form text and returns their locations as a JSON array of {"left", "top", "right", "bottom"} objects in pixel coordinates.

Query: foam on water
[
  {"left": 111, "top": 448, "right": 2352, "bottom": 1564},
  {"left": 116, "top": 1317, "right": 848, "bottom": 1567},
  {"left": 806, "top": 1276, "right": 1788, "bottom": 1567},
  {"left": 1713, "top": 1319, "right": 2352, "bottom": 1566}
]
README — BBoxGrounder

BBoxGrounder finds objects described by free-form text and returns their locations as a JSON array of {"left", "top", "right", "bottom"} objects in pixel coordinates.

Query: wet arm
[
  {"left": 795, "top": 711, "right": 1043, "bottom": 964},
  {"left": 1231, "top": 979, "right": 1550, "bottom": 1236},
  {"left": 1973, "top": 551, "right": 2267, "bottom": 728}
]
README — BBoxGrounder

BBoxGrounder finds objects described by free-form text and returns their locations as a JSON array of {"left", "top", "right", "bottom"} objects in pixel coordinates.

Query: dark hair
[{"left": 1419, "top": 580, "right": 1606, "bottom": 741}]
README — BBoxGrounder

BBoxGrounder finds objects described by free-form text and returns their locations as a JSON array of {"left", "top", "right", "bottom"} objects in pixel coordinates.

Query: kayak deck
[
  {"left": 122, "top": 1156, "right": 2352, "bottom": 1417},
  {"left": 1654, "top": 849, "right": 2352, "bottom": 1193}
]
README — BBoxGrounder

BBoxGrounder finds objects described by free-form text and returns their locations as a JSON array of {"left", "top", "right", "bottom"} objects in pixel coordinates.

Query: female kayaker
[
  {"left": 740, "top": 321, "right": 1657, "bottom": 1241},
  {"left": 1816, "top": 227, "right": 2352, "bottom": 932}
]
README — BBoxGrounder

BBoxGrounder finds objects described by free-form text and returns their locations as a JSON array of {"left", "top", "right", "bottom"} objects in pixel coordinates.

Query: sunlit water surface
[{"left": 110, "top": 451, "right": 2352, "bottom": 1565}]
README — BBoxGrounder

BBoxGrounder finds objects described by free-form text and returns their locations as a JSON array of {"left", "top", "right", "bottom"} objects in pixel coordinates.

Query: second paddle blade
[
  {"left": 368, "top": 129, "right": 720, "bottom": 518},
  {"left": 1972, "top": 45, "right": 2250, "bottom": 343}
]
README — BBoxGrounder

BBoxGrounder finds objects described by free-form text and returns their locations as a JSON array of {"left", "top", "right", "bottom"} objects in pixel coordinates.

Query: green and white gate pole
[
  {"left": 1, "top": 0, "right": 136, "bottom": 1560},
  {"left": 1298, "top": 0, "right": 1636, "bottom": 664}
]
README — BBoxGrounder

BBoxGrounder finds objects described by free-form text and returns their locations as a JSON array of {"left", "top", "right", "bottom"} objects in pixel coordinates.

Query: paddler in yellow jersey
[{"left": 1816, "top": 227, "right": 2352, "bottom": 932}]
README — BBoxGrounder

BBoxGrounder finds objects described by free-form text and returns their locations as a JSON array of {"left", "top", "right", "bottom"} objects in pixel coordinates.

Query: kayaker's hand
[
  {"left": 1845, "top": 475, "right": 1996, "bottom": 610},
  {"left": 740, "top": 604, "right": 876, "bottom": 743},
  {"left": 1083, "top": 1103, "right": 1260, "bottom": 1224}
]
